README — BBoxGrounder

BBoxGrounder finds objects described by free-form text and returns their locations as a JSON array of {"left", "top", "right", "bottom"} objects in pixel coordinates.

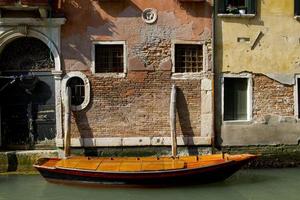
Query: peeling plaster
[{"left": 264, "top": 73, "right": 295, "bottom": 85}]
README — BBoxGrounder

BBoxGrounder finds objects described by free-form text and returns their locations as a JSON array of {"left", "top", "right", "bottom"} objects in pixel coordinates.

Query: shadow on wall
[
  {"left": 178, "top": 1, "right": 212, "bottom": 18},
  {"left": 71, "top": 85, "right": 94, "bottom": 155},
  {"left": 61, "top": 0, "right": 142, "bottom": 69}
]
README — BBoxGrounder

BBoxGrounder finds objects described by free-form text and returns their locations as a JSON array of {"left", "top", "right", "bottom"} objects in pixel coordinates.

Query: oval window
[
  {"left": 67, "top": 77, "right": 85, "bottom": 106},
  {"left": 62, "top": 71, "right": 90, "bottom": 111}
]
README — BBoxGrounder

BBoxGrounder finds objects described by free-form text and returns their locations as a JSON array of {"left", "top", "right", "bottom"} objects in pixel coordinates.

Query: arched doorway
[{"left": 0, "top": 37, "right": 56, "bottom": 149}]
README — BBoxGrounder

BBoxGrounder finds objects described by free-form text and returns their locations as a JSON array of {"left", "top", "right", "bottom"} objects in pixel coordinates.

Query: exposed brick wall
[
  {"left": 70, "top": 71, "right": 203, "bottom": 139},
  {"left": 253, "top": 74, "right": 294, "bottom": 121}
]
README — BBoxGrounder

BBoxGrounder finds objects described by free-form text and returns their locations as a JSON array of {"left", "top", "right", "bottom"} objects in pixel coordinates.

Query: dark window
[
  {"left": 175, "top": 44, "right": 203, "bottom": 73},
  {"left": 94, "top": 44, "right": 124, "bottom": 73},
  {"left": 218, "top": 0, "right": 256, "bottom": 15},
  {"left": 295, "top": 0, "right": 300, "bottom": 16},
  {"left": 297, "top": 78, "right": 300, "bottom": 118},
  {"left": 67, "top": 77, "right": 85, "bottom": 106},
  {"left": 224, "top": 78, "right": 248, "bottom": 121}
]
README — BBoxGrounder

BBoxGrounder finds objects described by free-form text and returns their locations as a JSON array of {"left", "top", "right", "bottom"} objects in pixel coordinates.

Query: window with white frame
[
  {"left": 62, "top": 71, "right": 90, "bottom": 111},
  {"left": 92, "top": 41, "right": 126, "bottom": 74},
  {"left": 297, "top": 78, "right": 300, "bottom": 118},
  {"left": 174, "top": 44, "right": 203, "bottom": 73},
  {"left": 223, "top": 77, "right": 250, "bottom": 121}
]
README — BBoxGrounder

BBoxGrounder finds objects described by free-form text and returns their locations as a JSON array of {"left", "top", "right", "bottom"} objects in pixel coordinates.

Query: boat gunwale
[{"left": 34, "top": 159, "right": 238, "bottom": 174}]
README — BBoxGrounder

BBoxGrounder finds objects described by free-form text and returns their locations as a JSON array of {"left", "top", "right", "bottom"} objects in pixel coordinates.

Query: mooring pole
[
  {"left": 170, "top": 84, "right": 177, "bottom": 157},
  {"left": 64, "top": 87, "right": 71, "bottom": 158}
]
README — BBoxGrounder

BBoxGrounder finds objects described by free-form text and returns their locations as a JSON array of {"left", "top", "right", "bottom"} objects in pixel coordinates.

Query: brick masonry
[
  {"left": 253, "top": 74, "right": 294, "bottom": 122},
  {"left": 69, "top": 71, "right": 207, "bottom": 139}
]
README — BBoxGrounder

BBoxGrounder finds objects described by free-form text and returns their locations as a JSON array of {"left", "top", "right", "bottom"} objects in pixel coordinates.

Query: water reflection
[{"left": 0, "top": 169, "right": 300, "bottom": 200}]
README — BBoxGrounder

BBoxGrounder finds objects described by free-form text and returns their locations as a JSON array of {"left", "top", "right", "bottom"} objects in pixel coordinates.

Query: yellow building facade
[{"left": 215, "top": 0, "right": 300, "bottom": 146}]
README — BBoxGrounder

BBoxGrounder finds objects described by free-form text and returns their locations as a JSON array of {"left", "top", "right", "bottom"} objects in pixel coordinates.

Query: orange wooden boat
[{"left": 34, "top": 153, "right": 256, "bottom": 185}]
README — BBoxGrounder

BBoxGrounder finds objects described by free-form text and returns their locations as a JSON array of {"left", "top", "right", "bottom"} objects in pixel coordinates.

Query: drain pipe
[
  {"left": 63, "top": 87, "right": 71, "bottom": 158},
  {"left": 170, "top": 84, "right": 177, "bottom": 157}
]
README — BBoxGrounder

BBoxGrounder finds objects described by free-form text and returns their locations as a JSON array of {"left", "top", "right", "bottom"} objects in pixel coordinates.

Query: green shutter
[
  {"left": 246, "top": 0, "right": 257, "bottom": 14},
  {"left": 295, "top": 0, "right": 300, "bottom": 16},
  {"left": 217, "top": 0, "right": 226, "bottom": 13}
]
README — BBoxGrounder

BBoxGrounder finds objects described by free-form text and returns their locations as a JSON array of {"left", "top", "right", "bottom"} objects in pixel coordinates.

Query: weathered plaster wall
[
  {"left": 59, "top": 0, "right": 213, "bottom": 147},
  {"left": 215, "top": 0, "right": 300, "bottom": 146},
  {"left": 216, "top": 0, "right": 300, "bottom": 81}
]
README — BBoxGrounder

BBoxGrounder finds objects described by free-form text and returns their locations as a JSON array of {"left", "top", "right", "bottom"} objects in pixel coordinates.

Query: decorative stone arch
[
  {"left": 61, "top": 71, "right": 91, "bottom": 111},
  {"left": 0, "top": 28, "right": 61, "bottom": 71},
  {"left": 0, "top": 24, "right": 64, "bottom": 145}
]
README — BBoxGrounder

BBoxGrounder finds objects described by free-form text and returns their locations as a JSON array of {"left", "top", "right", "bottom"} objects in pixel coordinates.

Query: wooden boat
[{"left": 34, "top": 153, "right": 256, "bottom": 185}]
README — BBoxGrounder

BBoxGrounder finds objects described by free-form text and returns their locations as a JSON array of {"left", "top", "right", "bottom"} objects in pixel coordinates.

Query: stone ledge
[
  {"left": 0, "top": 150, "right": 59, "bottom": 173},
  {"left": 55, "top": 136, "right": 212, "bottom": 147}
]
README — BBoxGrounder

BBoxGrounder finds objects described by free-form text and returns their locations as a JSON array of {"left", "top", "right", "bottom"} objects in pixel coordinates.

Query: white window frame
[
  {"left": 171, "top": 40, "right": 207, "bottom": 79},
  {"left": 294, "top": 75, "right": 300, "bottom": 119},
  {"left": 222, "top": 73, "right": 252, "bottom": 123},
  {"left": 61, "top": 71, "right": 91, "bottom": 111},
  {"left": 91, "top": 40, "right": 127, "bottom": 77}
]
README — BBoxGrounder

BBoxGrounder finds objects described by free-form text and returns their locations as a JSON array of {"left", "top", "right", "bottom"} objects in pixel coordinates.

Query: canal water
[{"left": 0, "top": 168, "right": 300, "bottom": 200}]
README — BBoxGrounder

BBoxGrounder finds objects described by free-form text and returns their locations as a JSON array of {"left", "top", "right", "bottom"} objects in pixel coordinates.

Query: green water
[{"left": 0, "top": 168, "right": 300, "bottom": 200}]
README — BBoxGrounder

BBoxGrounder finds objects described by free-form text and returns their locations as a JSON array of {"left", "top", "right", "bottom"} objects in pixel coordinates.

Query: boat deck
[{"left": 38, "top": 154, "right": 247, "bottom": 172}]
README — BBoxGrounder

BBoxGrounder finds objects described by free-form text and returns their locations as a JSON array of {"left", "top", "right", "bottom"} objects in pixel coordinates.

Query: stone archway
[{"left": 0, "top": 28, "right": 63, "bottom": 149}]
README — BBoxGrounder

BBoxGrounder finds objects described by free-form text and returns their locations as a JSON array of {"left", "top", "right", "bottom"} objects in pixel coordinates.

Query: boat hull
[{"left": 35, "top": 158, "right": 251, "bottom": 185}]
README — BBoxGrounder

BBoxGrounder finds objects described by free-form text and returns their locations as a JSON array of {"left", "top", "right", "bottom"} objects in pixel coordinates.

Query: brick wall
[
  {"left": 70, "top": 71, "right": 204, "bottom": 139},
  {"left": 253, "top": 74, "right": 294, "bottom": 121}
]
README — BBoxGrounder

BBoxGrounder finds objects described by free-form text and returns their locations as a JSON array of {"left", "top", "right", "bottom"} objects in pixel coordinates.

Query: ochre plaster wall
[
  {"left": 216, "top": 0, "right": 300, "bottom": 77},
  {"left": 215, "top": 0, "right": 300, "bottom": 146}
]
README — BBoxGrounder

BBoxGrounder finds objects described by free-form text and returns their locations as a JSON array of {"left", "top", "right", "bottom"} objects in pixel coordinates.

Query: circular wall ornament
[{"left": 142, "top": 8, "right": 158, "bottom": 24}]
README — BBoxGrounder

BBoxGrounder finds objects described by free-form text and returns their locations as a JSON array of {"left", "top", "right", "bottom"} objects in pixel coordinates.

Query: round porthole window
[
  {"left": 142, "top": 8, "right": 158, "bottom": 24},
  {"left": 61, "top": 72, "right": 90, "bottom": 111}
]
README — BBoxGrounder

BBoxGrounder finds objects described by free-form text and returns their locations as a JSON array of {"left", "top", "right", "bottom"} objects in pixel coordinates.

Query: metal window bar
[
  {"left": 95, "top": 44, "right": 124, "bottom": 73},
  {"left": 175, "top": 44, "right": 203, "bottom": 73},
  {"left": 68, "top": 77, "right": 85, "bottom": 106}
]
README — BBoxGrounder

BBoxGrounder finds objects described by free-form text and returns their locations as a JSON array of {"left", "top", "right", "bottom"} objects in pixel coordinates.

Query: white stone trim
[
  {"left": 221, "top": 73, "right": 253, "bottom": 123},
  {"left": 0, "top": 18, "right": 66, "bottom": 26},
  {"left": 171, "top": 40, "right": 207, "bottom": 79},
  {"left": 217, "top": 14, "right": 256, "bottom": 18},
  {"left": 61, "top": 71, "right": 91, "bottom": 111},
  {"left": 55, "top": 136, "right": 212, "bottom": 147},
  {"left": 91, "top": 40, "right": 127, "bottom": 76},
  {"left": 0, "top": 20, "right": 65, "bottom": 146},
  {"left": 294, "top": 75, "right": 300, "bottom": 119}
]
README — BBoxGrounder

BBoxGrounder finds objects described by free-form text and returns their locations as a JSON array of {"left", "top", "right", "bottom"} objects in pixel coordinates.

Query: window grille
[
  {"left": 67, "top": 77, "right": 85, "bottom": 106},
  {"left": 175, "top": 44, "right": 203, "bottom": 73},
  {"left": 95, "top": 44, "right": 124, "bottom": 73}
]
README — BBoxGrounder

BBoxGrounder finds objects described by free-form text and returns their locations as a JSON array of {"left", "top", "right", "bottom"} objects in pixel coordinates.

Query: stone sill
[
  {"left": 294, "top": 15, "right": 300, "bottom": 20},
  {"left": 217, "top": 13, "right": 256, "bottom": 18},
  {"left": 171, "top": 72, "right": 206, "bottom": 80},
  {"left": 92, "top": 73, "right": 126, "bottom": 78},
  {"left": 222, "top": 120, "right": 252, "bottom": 125},
  {"left": 56, "top": 136, "right": 212, "bottom": 147}
]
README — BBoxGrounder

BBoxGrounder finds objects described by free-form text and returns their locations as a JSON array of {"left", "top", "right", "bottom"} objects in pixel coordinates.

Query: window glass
[{"left": 224, "top": 78, "right": 248, "bottom": 121}]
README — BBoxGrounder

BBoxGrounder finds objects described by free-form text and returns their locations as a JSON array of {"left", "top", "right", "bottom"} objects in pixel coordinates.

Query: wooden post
[
  {"left": 64, "top": 87, "right": 71, "bottom": 158},
  {"left": 170, "top": 84, "right": 177, "bottom": 157}
]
